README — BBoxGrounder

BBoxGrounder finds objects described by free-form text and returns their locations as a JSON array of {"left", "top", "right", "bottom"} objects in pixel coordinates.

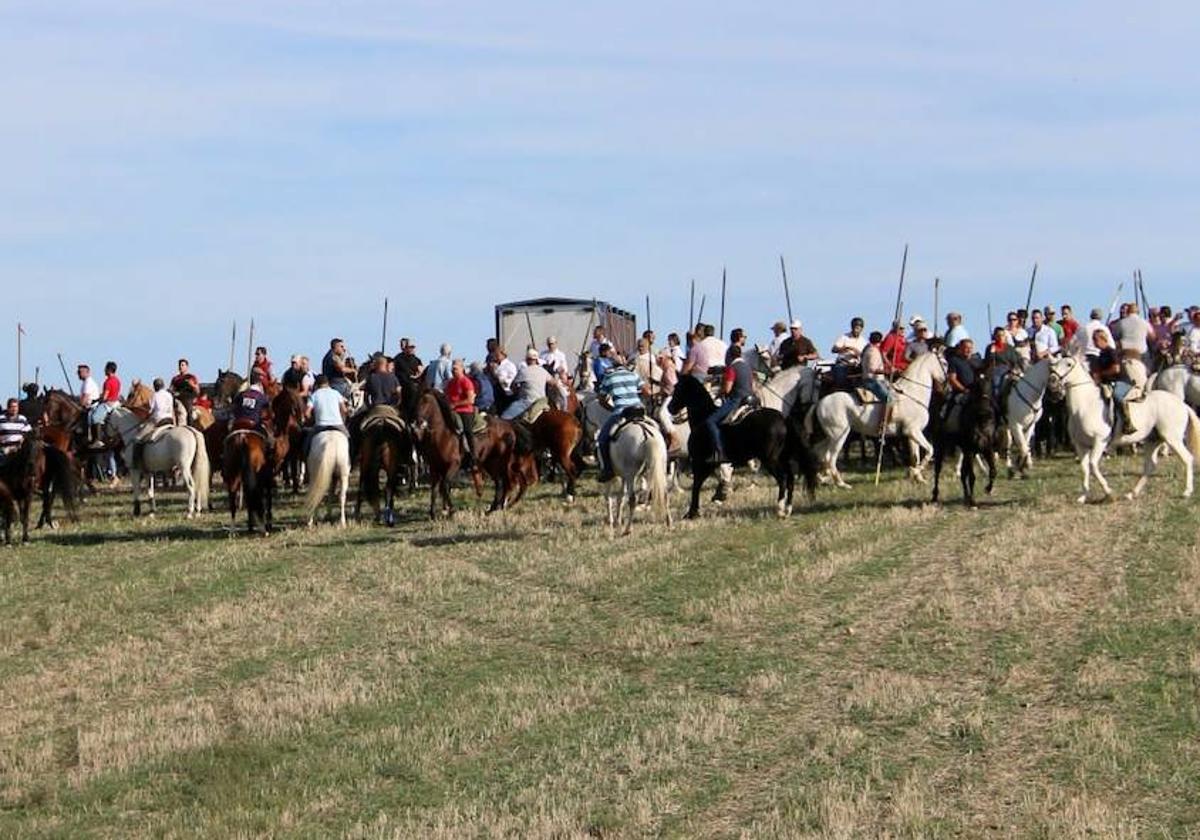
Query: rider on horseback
[
  {"left": 944, "top": 338, "right": 978, "bottom": 428},
  {"left": 596, "top": 356, "right": 644, "bottom": 483},
  {"left": 0, "top": 399, "right": 32, "bottom": 464},
  {"left": 501, "top": 349, "right": 553, "bottom": 421},
  {"left": 130, "top": 378, "right": 176, "bottom": 471},
  {"left": 304, "top": 374, "right": 348, "bottom": 455},
  {"left": 88, "top": 362, "right": 121, "bottom": 448},
  {"left": 1089, "top": 329, "right": 1137, "bottom": 434},
  {"left": 704, "top": 344, "right": 755, "bottom": 464},
  {"left": 445, "top": 359, "right": 479, "bottom": 468},
  {"left": 232, "top": 370, "right": 275, "bottom": 456}
]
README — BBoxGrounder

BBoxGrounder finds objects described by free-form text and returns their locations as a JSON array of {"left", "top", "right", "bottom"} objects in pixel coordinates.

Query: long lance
[
  {"left": 987, "top": 303, "right": 993, "bottom": 332},
  {"left": 719, "top": 266, "right": 727, "bottom": 339},
  {"left": 380, "top": 297, "right": 389, "bottom": 355},
  {"left": 688, "top": 279, "right": 695, "bottom": 329},
  {"left": 645, "top": 294, "right": 651, "bottom": 336},
  {"left": 1132, "top": 271, "right": 1141, "bottom": 314},
  {"left": 1023, "top": 262, "right": 1038, "bottom": 316},
  {"left": 16, "top": 323, "right": 23, "bottom": 395},
  {"left": 1137, "top": 269, "right": 1149, "bottom": 317},
  {"left": 780, "top": 255, "right": 794, "bottom": 323},
  {"left": 228, "top": 320, "right": 237, "bottom": 373},
  {"left": 893, "top": 244, "right": 908, "bottom": 324},
  {"left": 875, "top": 299, "right": 904, "bottom": 486},
  {"left": 1105, "top": 281, "right": 1125, "bottom": 321},
  {"left": 245, "top": 318, "right": 255, "bottom": 379},
  {"left": 933, "top": 276, "right": 940, "bottom": 328},
  {"left": 579, "top": 298, "right": 598, "bottom": 360},
  {"left": 524, "top": 308, "right": 537, "bottom": 350},
  {"left": 57, "top": 352, "right": 72, "bottom": 391},
  {"left": 696, "top": 294, "right": 707, "bottom": 326}
]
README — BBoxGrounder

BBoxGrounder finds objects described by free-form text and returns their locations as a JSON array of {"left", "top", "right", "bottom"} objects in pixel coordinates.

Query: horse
[
  {"left": 103, "top": 407, "right": 210, "bottom": 516},
  {"left": 804, "top": 350, "right": 946, "bottom": 488},
  {"left": 932, "top": 374, "right": 998, "bottom": 508},
  {"left": 654, "top": 398, "right": 691, "bottom": 491},
  {"left": 355, "top": 410, "right": 413, "bottom": 526},
  {"left": 303, "top": 429, "right": 351, "bottom": 527},
  {"left": 222, "top": 428, "right": 274, "bottom": 533},
  {"left": 527, "top": 409, "right": 583, "bottom": 502},
  {"left": 750, "top": 346, "right": 822, "bottom": 417},
  {"left": 1000, "top": 358, "right": 1049, "bottom": 478},
  {"left": 1049, "top": 353, "right": 1200, "bottom": 502},
  {"left": 1152, "top": 366, "right": 1200, "bottom": 410},
  {"left": 0, "top": 434, "right": 79, "bottom": 544},
  {"left": 213, "top": 370, "right": 245, "bottom": 406},
  {"left": 604, "top": 415, "right": 671, "bottom": 535},
  {"left": 271, "top": 389, "right": 306, "bottom": 493},
  {"left": 412, "top": 391, "right": 531, "bottom": 518},
  {"left": 668, "top": 376, "right": 817, "bottom": 519}
]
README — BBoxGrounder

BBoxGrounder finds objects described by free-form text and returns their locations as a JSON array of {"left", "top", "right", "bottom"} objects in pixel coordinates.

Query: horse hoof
[
  {"left": 1124, "top": 492, "right": 1135, "bottom": 501},
  {"left": 684, "top": 511, "right": 699, "bottom": 520},
  {"left": 1076, "top": 495, "right": 1088, "bottom": 504}
]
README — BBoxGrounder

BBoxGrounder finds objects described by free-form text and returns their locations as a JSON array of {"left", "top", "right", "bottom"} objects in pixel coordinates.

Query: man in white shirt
[
  {"left": 767, "top": 321, "right": 788, "bottom": 363},
  {"left": 633, "top": 337, "right": 662, "bottom": 399},
  {"left": 1004, "top": 311, "right": 1031, "bottom": 363},
  {"left": 77, "top": 364, "right": 100, "bottom": 408},
  {"left": 944, "top": 312, "right": 970, "bottom": 350},
  {"left": 148, "top": 378, "right": 175, "bottom": 426},
  {"left": 831, "top": 317, "right": 867, "bottom": 388},
  {"left": 305, "top": 375, "right": 349, "bottom": 457},
  {"left": 667, "top": 332, "right": 685, "bottom": 372},
  {"left": 1187, "top": 310, "right": 1200, "bottom": 358},
  {"left": 540, "top": 336, "right": 568, "bottom": 377},
  {"left": 1071, "top": 308, "right": 1115, "bottom": 358},
  {"left": 492, "top": 347, "right": 518, "bottom": 395},
  {"left": 1030, "top": 309, "right": 1060, "bottom": 360}
]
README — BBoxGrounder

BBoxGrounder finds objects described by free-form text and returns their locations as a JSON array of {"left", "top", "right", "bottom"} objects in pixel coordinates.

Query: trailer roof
[{"left": 494, "top": 297, "right": 636, "bottom": 319}]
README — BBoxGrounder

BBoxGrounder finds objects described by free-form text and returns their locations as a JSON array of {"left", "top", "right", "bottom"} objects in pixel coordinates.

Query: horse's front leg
[
  {"left": 132, "top": 469, "right": 142, "bottom": 516},
  {"left": 960, "top": 447, "right": 976, "bottom": 508},
  {"left": 686, "top": 460, "right": 707, "bottom": 518},
  {"left": 19, "top": 495, "right": 31, "bottom": 544},
  {"left": 146, "top": 473, "right": 157, "bottom": 515},
  {"left": 931, "top": 441, "right": 943, "bottom": 503},
  {"left": 984, "top": 449, "right": 997, "bottom": 495}
]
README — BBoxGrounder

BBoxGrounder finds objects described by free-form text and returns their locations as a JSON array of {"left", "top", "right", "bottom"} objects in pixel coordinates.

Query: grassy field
[{"left": 1, "top": 451, "right": 1197, "bottom": 838}]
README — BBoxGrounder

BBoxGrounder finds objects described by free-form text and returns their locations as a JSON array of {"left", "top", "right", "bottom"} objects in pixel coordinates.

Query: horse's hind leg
[{"left": 960, "top": 448, "right": 976, "bottom": 508}]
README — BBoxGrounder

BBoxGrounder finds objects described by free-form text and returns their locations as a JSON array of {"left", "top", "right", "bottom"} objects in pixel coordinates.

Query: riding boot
[
  {"left": 597, "top": 446, "right": 614, "bottom": 483},
  {"left": 460, "top": 432, "right": 475, "bottom": 469},
  {"left": 89, "top": 423, "right": 104, "bottom": 449},
  {"left": 1121, "top": 401, "right": 1137, "bottom": 436}
]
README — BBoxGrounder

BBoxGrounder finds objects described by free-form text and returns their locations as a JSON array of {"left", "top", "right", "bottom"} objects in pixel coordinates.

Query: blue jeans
[
  {"left": 501, "top": 397, "right": 533, "bottom": 421},
  {"left": 597, "top": 412, "right": 624, "bottom": 471},
  {"left": 1112, "top": 381, "right": 1132, "bottom": 402},
  {"left": 89, "top": 401, "right": 115, "bottom": 425},
  {"left": 705, "top": 396, "right": 743, "bottom": 458},
  {"left": 330, "top": 379, "right": 352, "bottom": 399},
  {"left": 863, "top": 379, "right": 890, "bottom": 402}
]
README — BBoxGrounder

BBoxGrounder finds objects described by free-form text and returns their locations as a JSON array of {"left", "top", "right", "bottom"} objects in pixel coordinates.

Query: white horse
[
  {"left": 303, "top": 429, "right": 351, "bottom": 527},
  {"left": 750, "top": 347, "right": 821, "bottom": 416},
  {"left": 1001, "top": 358, "right": 1049, "bottom": 477},
  {"left": 604, "top": 417, "right": 671, "bottom": 535},
  {"left": 1151, "top": 365, "right": 1200, "bottom": 410},
  {"left": 1049, "top": 354, "right": 1200, "bottom": 502},
  {"left": 804, "top": 350, "right": 946, "bottom": 487},
  {"left": 104, "top": 407, "right": 210, "bottom": 517},
  {"left": 654, "top": 399, "right": 690, "bottom": 491}
]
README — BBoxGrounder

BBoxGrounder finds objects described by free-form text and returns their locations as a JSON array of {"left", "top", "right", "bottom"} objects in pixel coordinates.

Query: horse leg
[
  {"left": 624, "top": 477, "right": 636, "bottom": 536},
  {"left": 131, "top": 468, "right": 142, "bottom": 516},
  {"left": 686, "top": 462, "right": 709, "bottom": 518},
  {"left": 931, "top": 440, "right": 943, "bottom": 503},
  {"left": 961, "top": 446, "right": 976, "bottom": 508},
  {"left": 19, "top": 494, "right": 31, "bottom": 544},
  {"left": 607, "top": 484, "right": 618, "bottom": 531},
  {"left": 827, "top": 428, "right": 853, "bottom": 489},
  {"left": 429, "top": 478, "right": 439, "bottom": 520},
  {"left": 984, "top": 448, "right": 997, "bottom": 495},
  {"left": 337, "top": 467, "right": 348, "bottom": 528},
  {"left": 147, "top": 473, "right": 157, "bottom": 515},
  {"left": 1159, "top": 434, "right": 1195, "bottom": 498},
  {"left": 1089, "top": 438, "right": 1113, "bottom": 500}
]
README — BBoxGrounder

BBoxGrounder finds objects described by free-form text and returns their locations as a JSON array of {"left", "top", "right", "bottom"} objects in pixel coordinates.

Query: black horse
[
  {"left": 668, "top": 376, "right": 817, "bottom": 519},
  {"left": 931, "top": 370, "right": 997, "bottom": 508},
  {"left": 0, "top": 433, "right": 79, "bottom": 544}
]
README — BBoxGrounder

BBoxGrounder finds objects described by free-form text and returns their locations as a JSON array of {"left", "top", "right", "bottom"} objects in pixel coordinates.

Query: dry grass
[{"left": 0, "top": 450, "right": 1197, "bottom": 837}]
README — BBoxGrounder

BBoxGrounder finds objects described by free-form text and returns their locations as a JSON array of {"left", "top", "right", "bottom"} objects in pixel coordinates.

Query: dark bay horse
[
  {"left": 668, "top": 376, "right": 817, "bottom": 519},
  {"left": 355, "top": 412, "right": 413, "bottom": 526},
  {"left": 932, "top": 372, "right": 998, "bottom": 508},
  {"left": 222, "top": 427, "right": 274, "bottom": 533},
  {"left": 0, "top": 434, "right": 78, "bottom": 544},
  {"left": 413, "top": 391, "right": 533, "bottom": 518},
  {"left": 271, "top": 389, "right": 305, "bottom": 493}
]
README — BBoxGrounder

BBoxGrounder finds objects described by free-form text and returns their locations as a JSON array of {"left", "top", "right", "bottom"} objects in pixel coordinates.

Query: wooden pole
[
  {"left": 696, "top": 294, "right": 707, "bottom": 326},
  {"left": 1105, "top": 281, "right": 1124, "bottom": 321},
  {"left": 780, "top": 255, "right": 793, "bottom": 323},
  {"left": 933, "top": 276, "right": 940, "bottom": 328},
  {"left": 245, "top": 318, "right": 255, "bottom": 379},
  {"left": 228, "top": 320, "right": 237, "bottom": 373},
  {"left": 524, "top": 309, "right": 537, "bottom": 350},
  {"left": 57, "top": 353, "right": 72, "bottom": 391},
  {"left": 688, "top": 279, "right": 696, "bottom": 329},
  {"left": 645, "top": 294, "right": 651, "bottom": 335},
  {"left": 987, "top": 303, "right": 993, "bottom": 333},
  {"left": 1138, "top": 269, "right": 1149, "bottom": 317},
  {"left": 893, "top": 244, "right": 908, "bottom": 324},
  {"left": 16, "top": 323, "right": 23, "bottom": 395},
  {"left": 34, "top": 366, "right": 39, "bottom": 390},
  {"left": 1133, "top": 271, "right": 1141, "bottom": 314},
  {"left": 380, "top": 297, "right": 389, "bottom": 355},
  {"left": 1023, "top": 262, "right": 1038, "bottom": 316},
  {"left": 719, "top": 267, "right": 727, "bottom": 339}
]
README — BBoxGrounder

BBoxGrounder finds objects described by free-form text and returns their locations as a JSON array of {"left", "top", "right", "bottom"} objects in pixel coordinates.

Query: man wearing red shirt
[
  {"left": 444, "top": 359, "right": 478, "bottom": 468},
  {"left": 1060, "top": 305, "right": 1080, "bottom": 344},
  {"left": 880, "top": 321, "right": 908, "bottom": 374},
  {"left": 251, "top": 346, "right": 274, "bottom": 385},
  {"left": 89, "top": 361, "right": 122, "bottom": 447}
]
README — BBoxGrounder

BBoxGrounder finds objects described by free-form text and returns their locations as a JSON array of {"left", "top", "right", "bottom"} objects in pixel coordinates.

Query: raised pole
[
  {"left": 245, "top": 318, "right": 255, "bottom": 379},
  {"left": 1023, "top": 262, "right": 1038, "bottom": 316},
  {"left": 16, "top": 323, "right": 23, "bottom": 395},
  {"left": 57, "top": 352, "right": 72, "bottom": 391},
  {"left": 380, "top": 297, "right": 389, "bottom": 355},
  {"left": 719, "top": 267, "right": 727, "bottom": 338},
  {"left": 780, "top": 255, "right": 794, "bottom": 323},
  {"left": 228, "top": 320, "right": 237, "bottom": 373}
]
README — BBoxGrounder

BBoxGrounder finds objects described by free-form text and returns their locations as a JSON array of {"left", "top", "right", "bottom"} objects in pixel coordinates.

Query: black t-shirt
[
  {"left": 778, "top": 335, "right": 817, "bottom": 369},
  {"left": 321, "top": 350, "right": 347, "bottom": 382},
  {"left": 394, "top": 353, "right": 423, "bottom": 384},
  {"left": 366, "top": 371, "right": 401, "bottom": 406},
  {"left": 281, "top": 367, "right": 304, "bottom": 390},
  {"left": 1090, "top": 347, "right": 1118, "bottom": 377},
  {"left": 948, "top": 354, "right": 976, "bottom": 389}
]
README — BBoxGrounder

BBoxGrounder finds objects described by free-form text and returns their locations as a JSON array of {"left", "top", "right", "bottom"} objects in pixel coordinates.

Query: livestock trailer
[{"left": 494, "top": 298, "right": 637, "bottom": 373}]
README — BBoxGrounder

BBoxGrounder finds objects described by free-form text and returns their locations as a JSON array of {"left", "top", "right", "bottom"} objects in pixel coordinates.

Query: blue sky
[{"left": 3, "top": 1, "right": 1199, "bottom": 390}]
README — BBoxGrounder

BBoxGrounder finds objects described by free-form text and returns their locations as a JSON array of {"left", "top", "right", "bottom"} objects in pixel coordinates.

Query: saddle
[
  {"left": 854, "top": 387, "right": 884, "bottom": 405},
  {"left": 720, "top": 398, "right": 759, "bottom": 427},
  {"left": 517, "top": 397, "right": 551, "bottom": 425},
  {"left": 467, "top": 412, "right": 489, "bottom": 436},
  {"left": 360, "top": 404, "right": 405, "bottom": 434},
  {"left": 609, "top": 405, "right": 647, "bottom": 439}
]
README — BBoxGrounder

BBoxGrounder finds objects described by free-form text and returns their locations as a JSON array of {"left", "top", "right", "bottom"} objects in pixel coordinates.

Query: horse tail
[
  {"left": 43, "top": 444, "right": 80, "bottom": 522},
  {"left": 646, "top": 428, "right": 670, "bottom": 522},
  {"left": 1186, "top": 408, "right": 1200, "bottom": 461},
  {"left": 303, "top": 432, "right": 335, "bottom": 521},
  {"left": 801, "top": 403, "right": 820, "bottom": 442},
  {"left": 189, "top": 428, "right": 211, "bottom": 512}
]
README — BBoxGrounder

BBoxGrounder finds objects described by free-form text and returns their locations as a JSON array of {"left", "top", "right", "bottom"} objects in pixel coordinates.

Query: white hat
[
  {"left": 546, "top": 335, "right": 558, "bottom": 344},
  {"left": 525, "top": 348, "right": 540, "bottom": 361},
  {"left": 789, "top": 320, "right": 803, "bottom": 330},
  {"left": 908, "top": 314, "right": 926, "bottom": 327}
]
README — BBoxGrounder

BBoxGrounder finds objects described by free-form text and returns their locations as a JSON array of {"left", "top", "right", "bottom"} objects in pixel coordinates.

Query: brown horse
[
  {"left": 222, "top": 426, "right": 274, "bottom": 533},
  {"left": 527, "top": 409, "right": 583, "bottom": 501},
  {"left": 41, "top": 391, "right": 105, "bottom": 487},
  {"left": 413, "top": 391, "right": 533, "bottom": 518},
  {"left": 271, "top": 389, "right": 305, "bottom": 493},
  {"left": 0, "top": 433, "right": 78, "bottom": 544},
  {"left": 355, "top": 412, "right": 413, "bottom": 526}
]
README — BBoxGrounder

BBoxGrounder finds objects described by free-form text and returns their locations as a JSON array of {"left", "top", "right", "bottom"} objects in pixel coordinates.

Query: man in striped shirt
[
  {"left": 0, "top": 399, "right": 32, "bottom": 458},
  {"left": 596, "top": 358, "right": 645, "bottom": 483}
]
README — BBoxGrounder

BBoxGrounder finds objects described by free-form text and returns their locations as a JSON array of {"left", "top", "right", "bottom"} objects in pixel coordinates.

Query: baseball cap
[{"left": 789, "top": 320, "right": 803, "bottom": 330}]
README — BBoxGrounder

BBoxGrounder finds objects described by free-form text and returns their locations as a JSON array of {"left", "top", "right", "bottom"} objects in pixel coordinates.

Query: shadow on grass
[{"left": 410, "top": 531, "right": 528, "bottom": 548}]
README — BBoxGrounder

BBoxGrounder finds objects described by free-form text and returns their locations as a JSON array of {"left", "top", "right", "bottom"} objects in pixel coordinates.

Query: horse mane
[{"left": 426, "top": 388, "right": 459, "bottom": 431}]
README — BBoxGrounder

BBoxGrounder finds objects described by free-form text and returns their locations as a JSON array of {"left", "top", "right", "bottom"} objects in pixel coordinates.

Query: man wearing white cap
[
  {"left": 540, "top": 336, "right": 568, "bottom": 377},
  {"left": 501, "top": 348, "right": 555, "bottom": 420},
  {"left": 768, "top": 320, "right": 788, "bottom": 364},
  {"left": 777, "top": 320, "right": 818, "bottom": 370}
]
